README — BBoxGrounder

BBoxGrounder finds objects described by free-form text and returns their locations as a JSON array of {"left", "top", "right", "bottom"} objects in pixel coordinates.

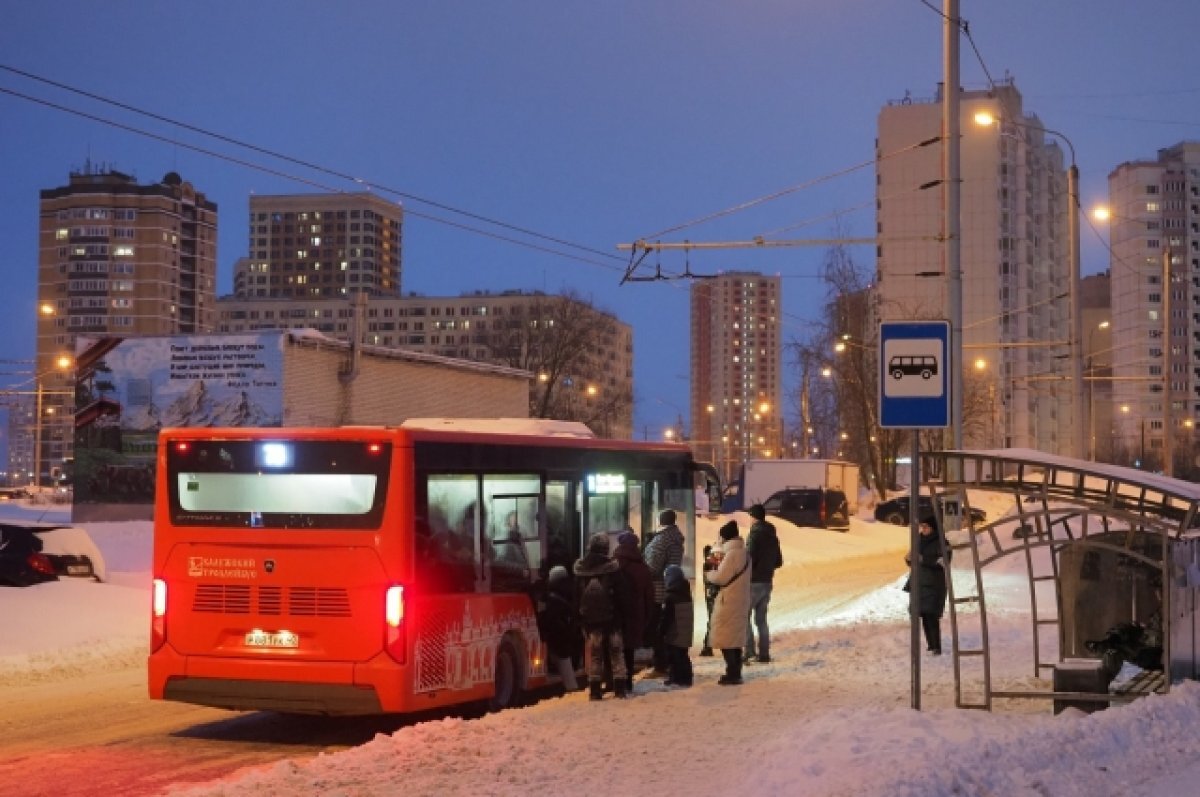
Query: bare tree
[
  {"left": 478, "top": 290, "right": 632, "bottom": 437},
  {"left": 787, "top": 239, "right": 903, "bottom": 499}
]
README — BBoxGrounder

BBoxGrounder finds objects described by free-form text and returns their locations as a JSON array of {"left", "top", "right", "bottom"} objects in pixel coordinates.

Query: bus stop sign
[{"left": 879, "top": 320, "right": 951, "bottom": 429}]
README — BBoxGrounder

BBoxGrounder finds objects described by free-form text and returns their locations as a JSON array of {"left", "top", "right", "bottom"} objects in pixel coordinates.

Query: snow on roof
[
  {"left": 399, "top": 418, "right": 596, "bottom": 438},
  {"left": 942, "top": 447, "right": 1200, "bottom": 501}
]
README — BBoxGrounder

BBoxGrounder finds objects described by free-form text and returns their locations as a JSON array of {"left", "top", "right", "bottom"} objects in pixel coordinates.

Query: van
[{"left": 761, "top": 488, "right": 851, "bottom": 532}]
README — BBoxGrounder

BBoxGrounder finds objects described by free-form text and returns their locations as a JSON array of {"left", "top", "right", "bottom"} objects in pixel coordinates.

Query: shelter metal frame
[{"left": 919, "top": 449, "right": 1200, "bottom": 711}]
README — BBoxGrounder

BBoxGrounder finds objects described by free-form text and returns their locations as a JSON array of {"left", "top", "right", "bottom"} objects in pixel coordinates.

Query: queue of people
[{"left": 533, "top": 496, "right": 952, "bottom": 703}]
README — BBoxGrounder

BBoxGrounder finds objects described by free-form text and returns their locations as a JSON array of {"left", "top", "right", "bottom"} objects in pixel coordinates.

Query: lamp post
[
  {"left": 31, "top": 354, "right": 73, "bottom": 490},
  {"left": 974, "top": 111, "right": 1084, "bottom": 459},
  {"left": 1088, "top": 320, "right": 1110, "bottom": 461}
]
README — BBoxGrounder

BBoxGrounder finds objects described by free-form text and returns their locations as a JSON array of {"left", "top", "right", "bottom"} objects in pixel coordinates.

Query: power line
[{"left": 0, "top": 64, "right": 624, "bottom": 268}]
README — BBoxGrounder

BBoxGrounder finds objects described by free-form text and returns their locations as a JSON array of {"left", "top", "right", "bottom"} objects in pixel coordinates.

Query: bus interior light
[
  {"left": 174, "top": 442, "right": 190, "bottom": 453},
  {"left": 260, "top": 443, "right": 292, "bottom": 468},
  {"left": 367, "top": 442, "right": 383, "bottom": 454}
]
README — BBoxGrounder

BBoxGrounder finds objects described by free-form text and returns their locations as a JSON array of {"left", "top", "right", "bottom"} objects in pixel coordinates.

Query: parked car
[
  {"left": 761, "top": 487, "right": 851, "bottom": 532},
  {"left": 874, "top": 495, "right": 986, "bottom": 527},
  {"left": 0, "top": 525, "right": 58, "bottom": 587}
]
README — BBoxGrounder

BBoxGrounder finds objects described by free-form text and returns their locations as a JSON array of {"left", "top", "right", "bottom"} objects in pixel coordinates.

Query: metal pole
[
  {"left": 1068, "top": 164, "right": 1085, "bottom": 460},
  {"left": 944, "top": 0, "right": 962, "bottom": 453},
  {"left": 910, "top": 432, "right": 922, "bottom": 710},
  {"left": 33, "top": 380, "right": 42, "bottom": 489},
  {"left": 1088, "top": 358, "right": 1096, "bottom": 461},
  {"left": 1163, "top": 246, "right": 1173, "bottom": 477}
]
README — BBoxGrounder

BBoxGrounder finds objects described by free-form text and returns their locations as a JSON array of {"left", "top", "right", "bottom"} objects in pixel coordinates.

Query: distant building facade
[
  {"left": 234, "top": 193, "right": 403, "bottom": 300},
  {"left": 876, "top": 79, "right": 1075, "bottom": 454},
  {"left": 216, "top": 290, "right": 633, "bottom": 439},
  {"left": 1080, "top": 272, "right": 1113, "bottom": 462},
  {"left": 690, "top": 272, "right": 782, "bottom": 481},
  {"left": 29, "top": 167, "right": 217, "bottom": 485},
  {"left": 1106, "top": 142, "right": 1200, "bottom": 472}
]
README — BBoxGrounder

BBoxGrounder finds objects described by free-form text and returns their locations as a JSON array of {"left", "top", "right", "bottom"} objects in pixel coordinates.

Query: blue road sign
[{"left": 879, "top": 320, "right": 951, "bottom": 429}]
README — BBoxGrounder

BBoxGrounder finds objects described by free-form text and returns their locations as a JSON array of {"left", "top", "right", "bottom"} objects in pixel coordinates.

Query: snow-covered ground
[{"left": 4, "top": 493, "right": 1200, "bottom": 797}]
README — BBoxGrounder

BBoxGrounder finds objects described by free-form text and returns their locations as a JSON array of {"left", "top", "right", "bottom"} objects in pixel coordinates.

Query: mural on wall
[{"left": 73, "top": 332, "right": 285, "bottom": 509}]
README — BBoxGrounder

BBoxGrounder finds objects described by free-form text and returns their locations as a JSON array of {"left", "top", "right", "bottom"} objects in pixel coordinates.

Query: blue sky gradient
[{"left": 2, "top": 0, "right": 1198, "bottom": 442}]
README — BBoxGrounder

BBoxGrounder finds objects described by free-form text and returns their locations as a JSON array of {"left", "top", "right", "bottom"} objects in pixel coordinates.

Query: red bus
[{"left": 148, "top": 419, "right": 717, "bottom": 715}]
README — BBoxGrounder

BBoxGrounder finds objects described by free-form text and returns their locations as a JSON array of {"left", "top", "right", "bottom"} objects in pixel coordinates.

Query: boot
[
  {"left": 614, "top": 682, "right": 628, "bottom": 699},
  {"left": 588, "top": 681, "right": 603, "bottom": 701},
  {"left": 699, "top": 646, "right": 714, "bottom": 657},
  {"left": 624, "top": 676, "right": 634, "bottom": 693}
]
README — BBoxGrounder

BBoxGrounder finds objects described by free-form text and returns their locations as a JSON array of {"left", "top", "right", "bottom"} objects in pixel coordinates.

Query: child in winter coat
[
  {"left": 536, "top": 565, "right": 580, "bottom": 691},
  {"left": 659, "top": 563, "right": 694, "bottom": 687}
]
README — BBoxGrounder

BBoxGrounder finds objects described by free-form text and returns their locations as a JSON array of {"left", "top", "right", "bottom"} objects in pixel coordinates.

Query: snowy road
[{"left": 0, "top": 546, "right": 908, "bottom": 797}]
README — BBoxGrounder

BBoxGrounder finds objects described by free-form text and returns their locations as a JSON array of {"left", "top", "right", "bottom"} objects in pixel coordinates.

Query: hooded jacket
[
  {"left": 660, "top": 563, "right": 694, "bottom": 649},
  {"left": 613, "top": 538, "right": 656, "bottom": 648}
]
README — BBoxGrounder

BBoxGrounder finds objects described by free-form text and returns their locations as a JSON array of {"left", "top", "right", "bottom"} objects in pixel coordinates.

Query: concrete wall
[{"left": 281, "top": 337, "right": 530, "bottom": 427}]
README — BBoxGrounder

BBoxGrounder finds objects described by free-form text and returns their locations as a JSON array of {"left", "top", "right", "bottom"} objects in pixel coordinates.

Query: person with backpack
[
  {"left": 574, "top": 532, "right": 631, "bottom": 700},
  {"left": 744, "top": 503, "right": 784, "bottom": 663},
  {"left": 613, "top": 530, "right": 655, "bottom": 693},
  {"left": 659, "top": 563, "right": 694, "bottom": 687},
  {"left": 704, "top": 520, "right": 752, "bottom": 685},
  {"left": 643, "top": 509, "right": 684, "bottom": 675},
  {"left": 535, "top": 565, "right": 581, "bottom": 692}
]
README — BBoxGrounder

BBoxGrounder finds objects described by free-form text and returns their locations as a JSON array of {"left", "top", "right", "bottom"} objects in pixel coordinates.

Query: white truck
[{"left": 723, "top": 459, "right": 860, "bottom": 513}]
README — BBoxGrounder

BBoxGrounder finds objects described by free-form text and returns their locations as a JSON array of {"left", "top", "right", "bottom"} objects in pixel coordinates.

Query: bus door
[
  {"left": 544, "top": 480, "right": 575, "bottom": 573},
  {"left": 486, "top": 489, "right": 541, "bottom": 592}
]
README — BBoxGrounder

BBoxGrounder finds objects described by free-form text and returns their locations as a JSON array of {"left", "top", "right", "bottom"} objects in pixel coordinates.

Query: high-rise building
[
  {"left": 1080, "top": 272, "right": 1113, "bottom": 462},
  {"left": 1105, "top": 142, "right": 1200, "bottom": 472},
  {"left": 876, "top": 79, "right": 1074, "bottom": 454},
  {"left": 31, "top": 167, "right": 217, "bottom": 484},
  {"left": 235, "top": 193, "right": 403, "bottom": 300},
  {"left": 690, "top": 272, "right": 782, "bottom": 481},
  {"left": 216, "top": 290, "right": 633, "bottom": 439}
]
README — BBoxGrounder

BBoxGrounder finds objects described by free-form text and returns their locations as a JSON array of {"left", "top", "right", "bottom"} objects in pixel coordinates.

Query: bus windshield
[{"left": 166, "top": 439, "right": 390, "bottom": 529}]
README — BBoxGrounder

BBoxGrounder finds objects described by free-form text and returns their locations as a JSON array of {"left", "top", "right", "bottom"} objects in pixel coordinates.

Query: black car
[
  {"left": 0, "top": 525, "right": 58, "bottom": 587},
  {"left": 874, "top": 495, "right": 985, "bottom": 527},
  {"left": 761, "top": 487, "right": 851, "bottom": 532}
]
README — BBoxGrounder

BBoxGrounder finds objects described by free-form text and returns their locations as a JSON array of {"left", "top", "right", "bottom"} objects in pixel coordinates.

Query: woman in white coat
[{"left": 704, "top": 520, "right": 752, "bottom": 685}]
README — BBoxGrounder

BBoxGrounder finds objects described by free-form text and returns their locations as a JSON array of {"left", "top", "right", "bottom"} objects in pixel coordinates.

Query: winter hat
[
  {"left": 588, "top": 532, "right": 611, "bottom": 556},
  {"left": 617, "top": 531, "right": 639, "bottom": 548},
  {"left": 658, "top": 509, "right": 677, "bottom": 526},
  {"left": 548, "top": 565, "right": 569, "bottom": 584},
  {"left": 748, "top": 504, "right": 766, "bottom": 521},
  {"left": 719, "top": 520, "right": 740, "bottom": 541},
  {"left": 664, "top": 563, "right": 686, "bottom": 590}
]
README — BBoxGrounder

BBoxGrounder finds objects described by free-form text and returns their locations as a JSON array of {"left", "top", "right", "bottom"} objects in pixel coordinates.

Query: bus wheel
[{"left": 489, "top": 640, "right": 522, "bottom": 711}]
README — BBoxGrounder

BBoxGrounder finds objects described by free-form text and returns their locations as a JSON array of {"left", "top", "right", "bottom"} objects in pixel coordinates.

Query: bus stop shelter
[{"left": 918, "top": 448, "right": 1200, "bottom": 712}]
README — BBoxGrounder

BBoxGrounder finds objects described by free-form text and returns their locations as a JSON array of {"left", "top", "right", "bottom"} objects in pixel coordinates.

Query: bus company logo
[
  {"left": 187, "top": 556, "right": 258, "bottom": 579},
  {"left": 264, "top": 559, "right": 276, "bottom": 573}
]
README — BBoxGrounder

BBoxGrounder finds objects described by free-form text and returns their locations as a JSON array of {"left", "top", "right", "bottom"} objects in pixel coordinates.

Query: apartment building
[
  {"left": 876, "top": 79, "right": 1075, "bottom": 454},
  {"left": 216, "top": 290, "right": 633, "bottom": 439},
  {"left": 1106, "top": 143, "right": 1200, "bottom": 472},
  {"left": 689, "top": 272, "right": 782, "bottom": 481},
  {"left": 235, "top": 192, "right": 402, "bottom": 300},
  {"left": 29, "top": 167, "right": 217, "bottom": 484}
]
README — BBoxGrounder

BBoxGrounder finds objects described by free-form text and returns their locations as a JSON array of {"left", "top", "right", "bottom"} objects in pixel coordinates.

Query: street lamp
[
  {"left": 33, "top": 354, "right": 73, "bottom": 490},
  {"left": 1088, "top": 320, "right": 1110, "bottom": 461},
  {"left": 974, "top": 110, "right": 1084, "bottom": 459}
]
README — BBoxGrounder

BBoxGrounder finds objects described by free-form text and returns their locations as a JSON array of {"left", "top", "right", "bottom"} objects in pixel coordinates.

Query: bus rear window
[{"left": 166, "top": 440, "right": 390, "bottom": 529}]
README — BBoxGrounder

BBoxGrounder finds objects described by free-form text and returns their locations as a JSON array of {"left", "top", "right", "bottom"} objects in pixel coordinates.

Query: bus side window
[{"left": 423, "top": 476, "right": 479, "bottom": 594}]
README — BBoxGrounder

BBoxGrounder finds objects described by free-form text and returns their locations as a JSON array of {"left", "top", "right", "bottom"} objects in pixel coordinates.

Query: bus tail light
[
  {"left": 151, "top": 578, "right": 167, "bottom": 652},
  {"left": 385, "top": 584, "right": 406, "bottom": 664}
]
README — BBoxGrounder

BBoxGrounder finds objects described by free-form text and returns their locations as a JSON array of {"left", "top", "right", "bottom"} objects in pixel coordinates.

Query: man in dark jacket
[
  {"left": 904, "top": 513, "right": 950, "bottom": 655},
  {"left": 744, "top": 504, "right": 784, "bottom": 663},
  {"left": 574, "top": 532, "right": 631, "bottom": 699},
  {"left": 643, "top": 509, "right": 684, "bottom": 674},
  {"left": 613, "top": 531, "right": 655, "bottom": 692},
  {"left": 536, "top": 565, "right": 580, "bottom": 691}
]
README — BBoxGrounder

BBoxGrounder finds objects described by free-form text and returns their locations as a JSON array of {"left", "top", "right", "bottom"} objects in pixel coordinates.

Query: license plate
[
  {"left": 65, "top": 564, "right": 92, "bottom": 576},
  {"left": 244, "top": 631, "right": 299, "bottom": 648}
]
